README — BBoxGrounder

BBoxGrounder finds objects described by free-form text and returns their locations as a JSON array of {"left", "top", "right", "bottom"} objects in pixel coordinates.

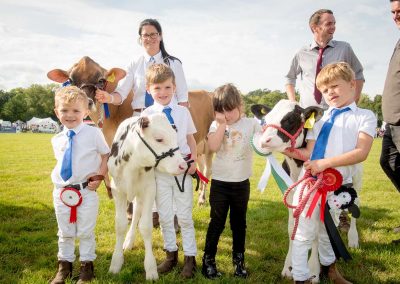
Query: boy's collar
[
  {"left": 327, "top": 102, "right": 357, "bottom": 114},
  {"left": 152, "top": 101, "right": 176, "bottom": 110},
  {"left": 64, "top": 122, "right": 84, "bottom": 135}
]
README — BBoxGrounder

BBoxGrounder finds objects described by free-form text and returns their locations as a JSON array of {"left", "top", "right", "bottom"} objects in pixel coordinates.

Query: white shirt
[
  {"left": 51, "top": 123, "right": 110, "bottom": 187},
  {"left": 141, "top": 101, "right": 196, "bottom": 155},
  {"left": 209, "top": 117, "right": 261, "bottom": 182},
  {"left": 115, "top": 51, "right": 189, "bottom": 109},
  {"left": 306, "top": 102, "right": 376, "bottom": 183}
]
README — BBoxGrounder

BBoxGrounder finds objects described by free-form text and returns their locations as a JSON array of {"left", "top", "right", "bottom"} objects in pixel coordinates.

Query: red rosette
[
  {"left": 321, "top": 168, "right": 343, "bottom": 191},
  {"left": 60, "top": 187, "right": 82, "bottom": 223}
]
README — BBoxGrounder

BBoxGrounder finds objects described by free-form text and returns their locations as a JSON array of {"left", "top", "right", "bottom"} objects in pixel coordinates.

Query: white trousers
[
  {"left": 53, "top": 187, "right": 99, "bottom": 262},
  {"left": 155, "top": 171, "right": 197, "bottom": 256},
  {"left": 291, "top": 184, "right": 336, "bottom": 281}
]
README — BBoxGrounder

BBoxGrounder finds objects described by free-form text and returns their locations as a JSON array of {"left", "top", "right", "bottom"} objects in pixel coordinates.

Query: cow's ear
[
  {"left": 250, "top": 104, "right": 271, "bottom": 120},
  {"left": 47, "top": 69, "right": 70, "bottom": 83},
  {"left": 104, "top": 68, "right": 126, "bottom": 93},
  {"left": 303, "top": 106, "right": 324, "bottom": 122},
  {"left": 138, "top": 116, "right": 150, "bottom": 130}
]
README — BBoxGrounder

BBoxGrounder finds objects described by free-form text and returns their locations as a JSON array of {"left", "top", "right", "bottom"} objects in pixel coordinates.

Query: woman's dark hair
[{"left": 138, "top": 19, "right": 181, "bottom": 65}]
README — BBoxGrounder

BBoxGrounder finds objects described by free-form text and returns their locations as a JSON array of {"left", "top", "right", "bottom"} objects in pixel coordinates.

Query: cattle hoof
[
  {"left": 109, "top": 253, "right": 124, "bottom": 274},
  {"left": 145, "top": 270, "right": 159, "bottom": 280},
  {"left": 310, "top": 275, "right": 319, "bottom": 283},
  {"left": 348, "top": 240, "right": 359, "bottom": 248},
  {"left": 281, "top": 267, "right": 293, "bottom": 279}
]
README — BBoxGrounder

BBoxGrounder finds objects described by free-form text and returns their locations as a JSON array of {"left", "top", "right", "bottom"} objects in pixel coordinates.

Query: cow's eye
[{"left": 155, "top": 138, "right": 163, "bottom": 143}]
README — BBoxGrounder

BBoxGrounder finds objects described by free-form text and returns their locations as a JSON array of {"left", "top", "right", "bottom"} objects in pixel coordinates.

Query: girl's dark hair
[
  {"left": 213, "top": 83, "right": 243, "bottom": 112},
  {"left": 138, "top": 19, "right": 181, "bottom": 65}
]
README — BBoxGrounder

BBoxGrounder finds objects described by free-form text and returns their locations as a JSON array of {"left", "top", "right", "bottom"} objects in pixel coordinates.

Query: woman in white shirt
[{"left": 95, "top": 18, "right": 189, "bottom": 113}]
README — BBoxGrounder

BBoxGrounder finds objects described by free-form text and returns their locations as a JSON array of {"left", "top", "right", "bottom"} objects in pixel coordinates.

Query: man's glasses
[{"left": 141, "top": 32, "right": 159, "bottom": 40}]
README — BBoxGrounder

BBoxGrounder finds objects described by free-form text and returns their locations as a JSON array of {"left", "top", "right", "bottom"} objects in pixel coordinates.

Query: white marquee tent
[{"left": 27, "top": 117, "right": 59, "bottom": 133}]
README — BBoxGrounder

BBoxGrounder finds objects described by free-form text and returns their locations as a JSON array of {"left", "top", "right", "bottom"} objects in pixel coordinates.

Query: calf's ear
[
  {"left": 105, "top": 68, "right": 127, "bottom": 93},
  {"left": 303, "top": 106, "right": 324, "bottom": 122},
  {"left": 138, "top": 116, "right": 150, "bottom": 130},
  {"left": 250, "top": 104, "right": 271, "bottom": 120},
  {"left": 47, "top": 69, "right": 69, "bottom": 83}
]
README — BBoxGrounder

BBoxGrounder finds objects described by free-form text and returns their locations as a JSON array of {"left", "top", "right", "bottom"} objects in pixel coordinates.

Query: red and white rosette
[
  {"left": 60, "top": 187, "right": 82, "bottom": 223},
  {"left": 306, "top": 168, "right": 343, "bottom": 222}
]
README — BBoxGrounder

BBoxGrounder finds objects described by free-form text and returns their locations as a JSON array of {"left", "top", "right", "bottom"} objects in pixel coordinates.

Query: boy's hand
[
  {"left": 188, "top": 161, "right": 197, "bottom": 175},
  {"left": 215, "top": 111, "right": 226, "bottom": 125},
  {"left": 87, "top": 179, "right": 101, "bottom": 191},
  {"left": 304, "top": 159, "right": 329, "bottom": 176}
]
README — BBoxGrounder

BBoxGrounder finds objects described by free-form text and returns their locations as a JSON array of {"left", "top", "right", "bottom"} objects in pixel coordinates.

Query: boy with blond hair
[
  {"left": 290, "top": 62, "right": 376, "bottom": 284},
  {"left": 141, "top": 64, "right": 198, "bottom": 278},
  {"left": 50, "top": 86, "right": 109, "bottom": 284}
]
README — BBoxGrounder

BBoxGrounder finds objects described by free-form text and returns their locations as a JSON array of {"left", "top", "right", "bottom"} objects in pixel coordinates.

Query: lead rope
[{"left": 283, "top": 170, "right": 323, "bottom": 240}]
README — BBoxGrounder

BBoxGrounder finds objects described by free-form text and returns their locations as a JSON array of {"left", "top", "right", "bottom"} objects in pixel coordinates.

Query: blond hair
[
  {"left": 316, "top": 62, "right": 355, "bottom": 91},
  {"left": 146, "top": 64, "right": 176, "bottom": 86},
  {"left": 213, "top": 83, "right": 243, "bottom": 112},
  {"left": 55, "top": 86, "right": 89, "bottom": 108}
]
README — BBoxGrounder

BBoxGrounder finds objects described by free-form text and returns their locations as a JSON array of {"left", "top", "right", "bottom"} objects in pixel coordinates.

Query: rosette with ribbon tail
[
  {"left": 60, "top": 187, "right": 83, "bottom": 223},
  {"left": 306, "top": 168, "right": 343, "bottom": 222}
]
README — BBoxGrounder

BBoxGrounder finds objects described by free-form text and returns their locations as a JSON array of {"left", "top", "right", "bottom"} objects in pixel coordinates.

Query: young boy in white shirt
[
  {"left": 288, "top": 62, "right": 376, "bottom": 284},
  {"left": 141, "top": 64, "right": 197, "bottom": 278}
]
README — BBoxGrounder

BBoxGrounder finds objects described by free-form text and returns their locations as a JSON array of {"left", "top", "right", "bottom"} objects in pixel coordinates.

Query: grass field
[{"left": 0, "top": 133, "right": 399, "bottom": 284}]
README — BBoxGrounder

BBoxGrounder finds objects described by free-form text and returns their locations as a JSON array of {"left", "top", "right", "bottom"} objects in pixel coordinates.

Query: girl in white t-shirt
[{"left": 202, "top": 84, "right": 261, "bottom": 279}]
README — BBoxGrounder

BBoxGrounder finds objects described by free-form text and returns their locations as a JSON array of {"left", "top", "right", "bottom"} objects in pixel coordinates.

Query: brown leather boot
[
  {"left": 181, "top": 255, "right": 196, "bottom": 278},
  {"left": 320, "top": 262, "right": 352, "bottom": 284},
  {"left": 51, "top": 260, "right": 72, "bottom": 284},
  {"left": 157, "top": 250, "right": 178, "bottom": 274},
  {"left": 77, "top": 261, "right": 94, "bottom": 283}
]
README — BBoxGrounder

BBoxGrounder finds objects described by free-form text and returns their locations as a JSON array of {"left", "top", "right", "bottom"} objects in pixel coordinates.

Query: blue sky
[{"left": 0, "top": 0, "right": 398, "bottom": 97}]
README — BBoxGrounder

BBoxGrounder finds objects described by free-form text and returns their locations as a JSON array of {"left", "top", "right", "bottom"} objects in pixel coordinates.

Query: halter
[
  {"left": 135, "top": 130, "right": 180, "bottom": 168},
  {"left": 262, "top": 122, "right": 306, "bottom": 160}
]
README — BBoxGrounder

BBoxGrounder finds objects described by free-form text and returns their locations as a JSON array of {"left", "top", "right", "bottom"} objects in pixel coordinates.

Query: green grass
[{"left": 0, "top": 133, "right": 399, "bottom": 283}]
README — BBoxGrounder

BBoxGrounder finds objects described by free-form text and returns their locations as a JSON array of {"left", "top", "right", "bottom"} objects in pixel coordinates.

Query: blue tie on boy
[
  {"left": 60, "top": 130, "right": 75, "bottom": 181},
  {"left": 310, "top": 107, "right": 350, "bottom": 161},
  {"left": 163, "top": 106, "right": 175, "bottom": 126}
]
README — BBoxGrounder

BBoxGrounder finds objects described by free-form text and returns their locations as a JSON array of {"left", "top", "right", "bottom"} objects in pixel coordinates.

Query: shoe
[
  {"left": 157, "top": 250, "right": 178, "bottom": 274},
  {"left": 320, "top": 261, "right": 352, "bottom": 284},
  {"left": 181, "top": 255, "right": 196, "bottom": 278},
  {"left": 232, "top": 252, "right": 248, "bottom": 278},
  {"left": 50, "top": 260, "right": 72, "bottom": 284},
  {"left": 77, "top": 261, "right": 94, "bottom": 283},
  {"left": 202, "top": 254, "right": 221, "bottom": 279}
]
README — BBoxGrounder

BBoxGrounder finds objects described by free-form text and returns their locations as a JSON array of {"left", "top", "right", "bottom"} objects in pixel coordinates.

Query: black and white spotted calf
[
  {"left": 108, "top": 114, "right": 187, "bottom": 281},
  {"left": 252, "top": 99, "right": 361, "bottom": 282}
]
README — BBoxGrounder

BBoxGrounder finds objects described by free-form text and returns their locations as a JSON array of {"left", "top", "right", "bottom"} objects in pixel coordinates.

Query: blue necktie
[
  {"left": 163, "top": 106, "right": 175, "bottom": 125},
  {"left": 144, "top": 57, "right": 155, "bottom": 107},
  {"left": 310, "top": 107, "right": 350, "bottom": 160},
  {"left": 60, "top": 130, "right": 75, "bottom": 181}
]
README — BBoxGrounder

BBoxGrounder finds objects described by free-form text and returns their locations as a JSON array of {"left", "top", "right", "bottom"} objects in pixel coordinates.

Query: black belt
[{"left": 65, "top": 181, "right": 89, "bottom": 191}]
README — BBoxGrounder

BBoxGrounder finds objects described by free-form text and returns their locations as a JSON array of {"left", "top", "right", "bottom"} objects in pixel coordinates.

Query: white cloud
[{"left": 0, "top": 0, "right": 398, "bottom": 97}]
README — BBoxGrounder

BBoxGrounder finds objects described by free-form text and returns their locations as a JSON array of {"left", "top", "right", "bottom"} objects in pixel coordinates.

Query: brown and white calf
[
  {"left": 252, "top": 99, "right": 361, "bottom": 282},
  {"left": 107, "top": 114, "right": 187, "bottom": 280}
]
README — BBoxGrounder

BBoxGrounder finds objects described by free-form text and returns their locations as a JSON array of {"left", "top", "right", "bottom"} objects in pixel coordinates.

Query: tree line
[{"left": 0, "top": 84, "right": 383, "bottom": 127}]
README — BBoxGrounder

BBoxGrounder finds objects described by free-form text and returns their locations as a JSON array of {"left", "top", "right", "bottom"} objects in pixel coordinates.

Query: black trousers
[
  {"left": 203, "top": 179, "right": 250, "bottom": 257},
  {"left": 380, "top": 125, "right": 400, "bottom": 192}
]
